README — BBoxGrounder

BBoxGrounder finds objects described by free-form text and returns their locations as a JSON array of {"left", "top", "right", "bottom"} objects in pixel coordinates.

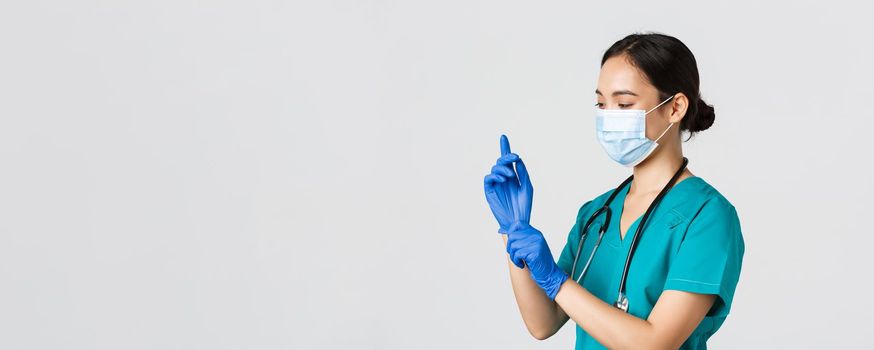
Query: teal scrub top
[{"left": 556, "top": 176, "right": 745, "bottom": 349}]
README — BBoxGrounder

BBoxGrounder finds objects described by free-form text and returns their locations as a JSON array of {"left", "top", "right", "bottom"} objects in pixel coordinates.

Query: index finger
[{"left": 500, "top": 134, "right": 511, "bottom": 156}]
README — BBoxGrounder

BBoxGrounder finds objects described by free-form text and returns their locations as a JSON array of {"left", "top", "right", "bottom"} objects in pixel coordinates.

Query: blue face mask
[{"left": 595, "top": 95, "right": 675, "bottom": 167}]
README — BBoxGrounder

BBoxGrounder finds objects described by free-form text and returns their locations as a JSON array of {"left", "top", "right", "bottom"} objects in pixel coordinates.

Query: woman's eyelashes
[{"left": 595, "top": 102, "right": 635, "bottom": 108}]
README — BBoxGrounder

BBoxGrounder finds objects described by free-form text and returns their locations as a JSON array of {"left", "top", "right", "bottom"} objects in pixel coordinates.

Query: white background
[{"left": 1, "top": 1, "right": 871, "bottom": 349}]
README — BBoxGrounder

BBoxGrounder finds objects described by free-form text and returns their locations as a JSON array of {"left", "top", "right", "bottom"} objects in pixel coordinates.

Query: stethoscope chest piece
[{"left": 614, "top": 292, "right": 629, "bottom": 312}]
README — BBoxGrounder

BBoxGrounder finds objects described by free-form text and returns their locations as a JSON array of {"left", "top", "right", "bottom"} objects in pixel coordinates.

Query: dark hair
[{"left": 601, "top": 32, "right": 715, "bottom": 138}]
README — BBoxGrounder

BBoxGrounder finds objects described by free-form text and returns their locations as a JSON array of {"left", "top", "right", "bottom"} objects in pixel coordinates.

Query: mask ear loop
[
  {"left": 654, "top": 122, "right": 674, "bottom": 143},
  {"left": 645, "top": 95, "right": 675, "bottom": 114},
  {"left": 646, "top": 94, "right": 677, "bottom": 143}
]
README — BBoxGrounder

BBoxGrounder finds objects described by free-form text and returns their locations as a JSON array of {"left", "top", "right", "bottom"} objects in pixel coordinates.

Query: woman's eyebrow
[{"left": 595, "top": 89, "right": 639, "bottom": 97}]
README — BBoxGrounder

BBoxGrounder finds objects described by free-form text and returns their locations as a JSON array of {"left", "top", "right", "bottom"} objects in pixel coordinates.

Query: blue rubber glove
[
  {"left": 483, "top": 134, "right": 534, "bottom": 233},
  {"left": 506, "top": 222, "right": 569, "bottom": 300}
]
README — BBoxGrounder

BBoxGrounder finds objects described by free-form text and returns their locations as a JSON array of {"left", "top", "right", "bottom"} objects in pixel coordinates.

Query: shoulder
[
  {"left": 670, "top": 176, "right": 738, "bottom": 222},
  {"left": 674, "top": 177, "right": 744, "bottom": 247}
]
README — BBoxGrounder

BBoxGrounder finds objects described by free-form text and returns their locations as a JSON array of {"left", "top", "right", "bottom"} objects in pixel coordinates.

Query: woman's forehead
[{"left": 597, "top": 56, "right": 655, "bottom": 96}]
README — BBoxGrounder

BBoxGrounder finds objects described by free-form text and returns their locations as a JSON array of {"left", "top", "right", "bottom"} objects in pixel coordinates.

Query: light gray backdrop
[{"left": 1, "top": 1, "right": 871, "bottom": 349}]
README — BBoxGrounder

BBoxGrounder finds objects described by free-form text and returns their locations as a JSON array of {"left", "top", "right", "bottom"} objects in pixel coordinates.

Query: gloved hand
[
  {"left": 483, "top": 134, "right": 534, "bottom": 233},
  {"left": 506, "top": 222, "right": 569, "bottom": 300}
]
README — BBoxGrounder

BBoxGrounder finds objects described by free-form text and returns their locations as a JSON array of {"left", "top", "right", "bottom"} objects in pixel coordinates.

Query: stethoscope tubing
[{"left": 570, "top": 157, "right": 689, "bottom": 312}]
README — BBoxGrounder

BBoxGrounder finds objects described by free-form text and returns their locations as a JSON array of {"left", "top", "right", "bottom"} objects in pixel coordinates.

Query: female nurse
[{"left": 483, "top": 33, "right": 745, "bottom": 349}]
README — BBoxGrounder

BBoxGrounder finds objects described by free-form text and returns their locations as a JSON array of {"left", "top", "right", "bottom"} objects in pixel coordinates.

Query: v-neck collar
[{"left": 607, "top": 175, "right": 703, "bottom": 248}]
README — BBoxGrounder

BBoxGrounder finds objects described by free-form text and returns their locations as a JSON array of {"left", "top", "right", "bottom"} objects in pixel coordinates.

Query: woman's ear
[{"left": 668, "top": 93, "right": 689, "bottom": 124}]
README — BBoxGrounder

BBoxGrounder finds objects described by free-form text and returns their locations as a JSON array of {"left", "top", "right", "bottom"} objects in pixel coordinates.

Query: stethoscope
[{"left": 570, "top": 157, "right": 688, "bottom": 313}]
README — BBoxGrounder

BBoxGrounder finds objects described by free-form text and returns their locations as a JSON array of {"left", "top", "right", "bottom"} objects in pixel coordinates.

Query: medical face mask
[{"left": 595, "top": 95, "right": 675, "bottom": 167}]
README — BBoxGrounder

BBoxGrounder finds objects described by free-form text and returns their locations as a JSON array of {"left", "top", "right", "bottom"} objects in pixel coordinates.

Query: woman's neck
[{"left": 629, "top": 141, "right": 690, "bottom": 196}]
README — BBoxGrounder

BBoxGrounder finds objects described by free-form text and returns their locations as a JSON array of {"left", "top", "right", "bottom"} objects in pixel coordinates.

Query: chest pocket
[{"left": 667, "top": 208, "right": 687, "bottom": 229}]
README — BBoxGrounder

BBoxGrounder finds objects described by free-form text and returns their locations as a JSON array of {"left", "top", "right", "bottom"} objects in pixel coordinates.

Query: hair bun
[{"left": 689, "top": 98, "right": 715, "bottom": 133}]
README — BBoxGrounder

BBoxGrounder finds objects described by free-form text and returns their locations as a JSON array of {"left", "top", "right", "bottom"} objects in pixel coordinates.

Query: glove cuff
[
  {"left": 543, "top": 269, "right": 569, "bottom": 300},
  {"left": 507, "top": 221, "right": 538, "bottom": 235}
]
